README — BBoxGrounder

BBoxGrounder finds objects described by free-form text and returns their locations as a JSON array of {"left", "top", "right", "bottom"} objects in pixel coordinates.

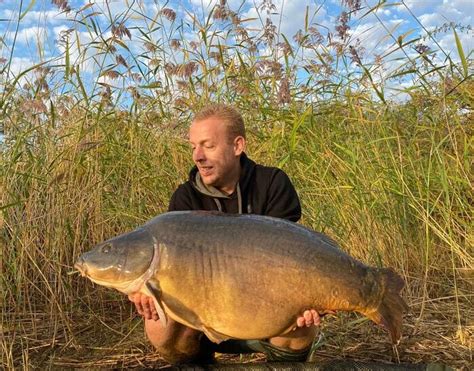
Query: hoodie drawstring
[
  {"left": 237, "top": 183, "right": 242, "bottom": 214},
  {"left": 213, "top": 198, "right": 223, "bottom": 212},
  {"left": 212, "top": 183, "right": 243, "bottom": 214}
]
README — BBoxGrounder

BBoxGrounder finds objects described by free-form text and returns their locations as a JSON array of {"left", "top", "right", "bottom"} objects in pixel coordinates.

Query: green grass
[{"left": 1, "top": 1, "right": 472, "bottom": 368}]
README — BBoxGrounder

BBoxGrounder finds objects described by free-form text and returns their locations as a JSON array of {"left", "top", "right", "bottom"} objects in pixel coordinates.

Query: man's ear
[{"left": 234, "top": 136, "right": 245, "bottom": 156}]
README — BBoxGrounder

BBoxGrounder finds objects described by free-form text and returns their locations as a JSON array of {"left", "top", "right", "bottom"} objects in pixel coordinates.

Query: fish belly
[{"left": 150, "top": 213, "right": 376, "bottom": 341}]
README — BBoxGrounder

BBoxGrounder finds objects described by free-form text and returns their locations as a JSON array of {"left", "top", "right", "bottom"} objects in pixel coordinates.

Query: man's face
[{"left": 189, "top": 116, "right": 244, "bottom": 190}]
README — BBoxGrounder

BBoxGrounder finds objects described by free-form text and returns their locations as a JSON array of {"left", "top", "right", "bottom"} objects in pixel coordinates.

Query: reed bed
[{"left": 1, "top": 0, "right": 472, "bottom": 369}]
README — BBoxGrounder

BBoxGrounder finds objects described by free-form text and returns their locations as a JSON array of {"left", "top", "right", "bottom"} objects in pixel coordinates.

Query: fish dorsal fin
[{"left": 145, "top": 279, "right": 168, "bottom": 328}]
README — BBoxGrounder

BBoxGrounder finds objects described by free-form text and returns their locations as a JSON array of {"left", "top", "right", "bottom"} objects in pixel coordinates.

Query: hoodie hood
[{"left": 189, "top": 153, "right": 256, "bottom": 212}]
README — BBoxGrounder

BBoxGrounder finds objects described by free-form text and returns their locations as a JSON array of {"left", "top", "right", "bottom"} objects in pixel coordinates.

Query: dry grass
[{"left": 2, "top": 293, "right": 471, "bottom": 370}]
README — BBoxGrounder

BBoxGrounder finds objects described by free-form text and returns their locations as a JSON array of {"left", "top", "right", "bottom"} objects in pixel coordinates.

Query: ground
[{"left": 3, "top": 298, "right": 471, "bottom": 370}]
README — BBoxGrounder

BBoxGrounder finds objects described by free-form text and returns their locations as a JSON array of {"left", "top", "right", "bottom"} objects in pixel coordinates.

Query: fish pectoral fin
[
  {"left": 145, "top": 279, "right": 168, "bottom": 328},
  {"left": 202, "top": 326, "right": 231, "bottom": 344}
]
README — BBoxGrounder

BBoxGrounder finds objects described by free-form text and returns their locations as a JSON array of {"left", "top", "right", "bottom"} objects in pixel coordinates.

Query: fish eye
[{"left": 101, "top": 243, "right": 112, "bottom": 253}]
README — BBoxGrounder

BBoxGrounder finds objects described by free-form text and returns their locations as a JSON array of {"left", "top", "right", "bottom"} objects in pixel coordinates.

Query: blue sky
[{"left": 0, "top": 0, "right": 472, "bottom": 102}]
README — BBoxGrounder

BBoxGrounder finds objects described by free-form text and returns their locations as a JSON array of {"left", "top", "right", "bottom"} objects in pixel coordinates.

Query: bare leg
[
  {"left": 268, "top": 326, "right": 318, "bottom": 351},
  {"left": 144, "top": 318, "right": 212, "bottom": 364}
]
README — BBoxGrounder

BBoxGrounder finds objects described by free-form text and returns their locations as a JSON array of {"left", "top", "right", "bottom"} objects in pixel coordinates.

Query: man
[{"left": 129, "top": 104, "right": 320, "bottom": 364}]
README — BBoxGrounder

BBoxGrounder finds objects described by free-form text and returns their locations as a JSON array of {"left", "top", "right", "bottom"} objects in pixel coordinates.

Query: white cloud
[
  {"left": 240, "top": 0, "right": 328, "bottom": 42},
  {"left": 189, "top": 0, "right": 244, "bottom": 10},
  {"left": 418, "top": 13, "right": 445, "bottom": 30},
  {"left": 402, "top": 0, "right": 472, "bottom": 28},
  {"left": 22, "top": 9, "right": 68, "bottom": 25},
  {"left": 0, "top": 8, "right": 69, "bottom": 26},
  {"left": 280, "top": 1, "right": 329, "bottom": 37},
  {"left": 6, "top": 56, "right": 37, "bottom": 85},
  {"left": 437, "top": 31, "right": 473, "bottom": 59},
  {"left": 5, "top": 26, "right": 49, "bottom": 46},
  {"left": 189, "top": 0, "right": 218, "bottom": 7},
  {"left": 401, "top": 0, "right": 442, "bottom": 13},
  {"left": 53, "top": 24, "right": 69, "bottom": 36},
  {"left": 348, "top": 16, "right": 408, "bottom": 57},
  {"left": 442, "top": 0, "right": 473, "bottom": 17},
  {"left": 83, "top": 0, "right": 132, "bottom": 15},
  {"left": 48, "top": 26, "right": 99, "bottom": 75}
]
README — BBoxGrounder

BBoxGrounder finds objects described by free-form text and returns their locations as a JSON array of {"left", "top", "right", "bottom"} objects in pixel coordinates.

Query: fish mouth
[{"left": 74, "top": 257, "right": 87, "bottom": 277}]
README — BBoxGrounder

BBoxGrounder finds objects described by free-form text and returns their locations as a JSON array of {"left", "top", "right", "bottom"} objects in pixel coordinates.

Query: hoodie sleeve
[
  {"left": 264, "top": 169, "right": 301, "bottom": 222},
  {"left": 168, "top": 184, "right": 194, "bottom": 211}
]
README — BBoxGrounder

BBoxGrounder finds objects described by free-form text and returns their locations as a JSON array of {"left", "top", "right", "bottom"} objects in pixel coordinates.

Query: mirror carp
[{"left": 75, "top": 211, "right": 408, "bottom": 344}]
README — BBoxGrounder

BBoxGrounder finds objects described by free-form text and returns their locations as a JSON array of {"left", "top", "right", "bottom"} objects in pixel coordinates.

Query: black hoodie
[{"left": 168, "top": 153, "right": 301, "bottom": 222}]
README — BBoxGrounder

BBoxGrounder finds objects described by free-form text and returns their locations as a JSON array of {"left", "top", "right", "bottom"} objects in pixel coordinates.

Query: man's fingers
[
  {"left": 134, "top": 299, "right": 144, "bottom": 316},
  {"left": 297, "top": 309, "right": 321, "bottom": 327},
  {"left": 128, "top": 293, "right": 159, "bottom": 320},
  {"left": 150, "top": 302, "right": 157, "bottom": 315},
  {"left": 141, "top": 295, "right": 153, "bottom": 319},
  {"left": 148, "top": 298, "right": 161, "bottom": 321},
  {"left": 148, "top": 297, "right": 160, "bottom": 320},
  {"left": 296, "top": 317, "right": 305, "bottom": 327},
  {"left": 128, "top": 293, "right": 145, "bottom": 316},
  {"left": 304, "top": 310, "right": 313, "bottom": 326},
  {"left": 296, "top": 309, "right": 321, "bottom": 328},
  {"left": 311, "top": 309, "right": 321, "bottom": 326}
]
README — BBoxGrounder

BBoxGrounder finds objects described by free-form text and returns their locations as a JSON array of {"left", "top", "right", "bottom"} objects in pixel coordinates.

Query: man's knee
[{"left": 144, "top": 318, "right": 169, "bottom": 349}]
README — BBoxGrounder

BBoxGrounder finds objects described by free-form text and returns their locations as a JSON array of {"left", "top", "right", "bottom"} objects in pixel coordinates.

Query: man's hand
[
  {"left": 296, "top": 309, "right": 320, "bottom": 328},
  {"left": 128, "top": 292, "right": 159, "bottom": 321}
]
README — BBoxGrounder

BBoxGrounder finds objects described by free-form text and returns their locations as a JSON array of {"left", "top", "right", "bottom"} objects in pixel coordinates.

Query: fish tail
[{"left": 365, "top": 268, "right": 409, "bottom": 344}]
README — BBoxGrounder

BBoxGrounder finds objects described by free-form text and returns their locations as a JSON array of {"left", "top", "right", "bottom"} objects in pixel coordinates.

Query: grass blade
[
  {"left": 19, "top": 0, "right": 36, "bottom": 21},
  {"left": 453, "top": 28, "right": 468, "bottom": 78}
]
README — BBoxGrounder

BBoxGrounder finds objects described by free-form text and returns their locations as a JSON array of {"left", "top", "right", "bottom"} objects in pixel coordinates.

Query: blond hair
[{"left": 193, "top": 104, "right": 246, "bottom": 142}]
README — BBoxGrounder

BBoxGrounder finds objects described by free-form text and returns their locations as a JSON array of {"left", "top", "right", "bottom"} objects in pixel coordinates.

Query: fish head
[{"left": 75, "top": 228, "right": 155, "bottom": 293}]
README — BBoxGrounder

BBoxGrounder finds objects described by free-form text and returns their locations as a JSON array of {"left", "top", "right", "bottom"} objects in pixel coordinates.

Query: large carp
[{"left": 75, "top": 211, "right": 408, "bottom": 344}]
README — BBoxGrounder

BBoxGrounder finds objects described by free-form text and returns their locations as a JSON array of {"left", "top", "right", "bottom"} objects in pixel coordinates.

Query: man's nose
[{"left": 193, "top": 147, "right": 205, "bottom": 162}]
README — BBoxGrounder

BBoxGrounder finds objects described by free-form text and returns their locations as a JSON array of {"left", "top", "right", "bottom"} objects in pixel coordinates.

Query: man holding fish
[{"left": 128, "top": 104, "right": 321, "bottom": 363}]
